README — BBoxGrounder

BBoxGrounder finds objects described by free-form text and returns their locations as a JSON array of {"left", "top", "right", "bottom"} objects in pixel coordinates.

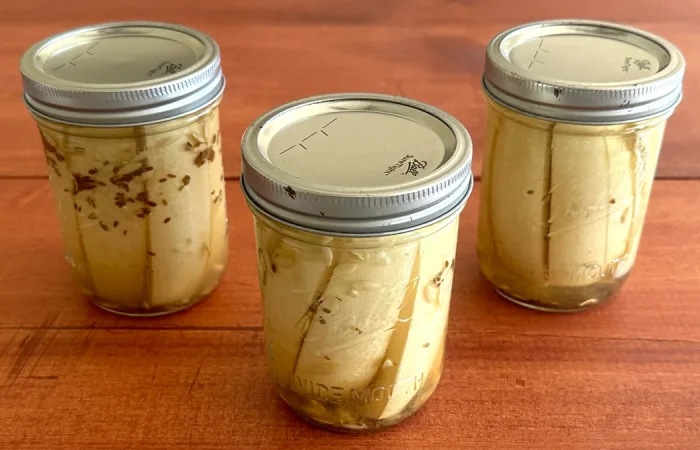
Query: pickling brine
[
  {"left": 477, "top": 19, "right": 685, "bottom": 311},
  {"left": 36, "top": 104, "right": 228, "bottom": 315},
  {"left": 254, "top": 212, "right": 459, "bottom": 430},
  {"left": 477, "top": 99, "right": 668, "bottom": 311},
  {"left": 21, "top": 22, "right": 229, "bottom": 315},
  {"left": 241, "top": 93, "right": 473, "bottom": 430}
]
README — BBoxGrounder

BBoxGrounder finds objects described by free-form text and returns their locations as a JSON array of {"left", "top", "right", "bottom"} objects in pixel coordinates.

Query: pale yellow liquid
[
  {"left": 35, "top": 101, "right": 228, "bottom": 316},
  {"left": 252, "top": 211, "right": 461, "bottom": 431},
  {"left": 477, "top": 99, "right": 669, "bottom": 311}
]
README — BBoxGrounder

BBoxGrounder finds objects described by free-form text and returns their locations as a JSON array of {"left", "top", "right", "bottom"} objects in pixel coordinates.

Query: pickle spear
[
  {"left": 293, "top": 243, "right": 419, "bottom": 395},
  {"left": 46, "top": 130, "right": 149, "bottom": 308},
  {"left": 258, "top": 224, "right": 337, "bottom": 390},
  {"left": 196, "top": 109, "right": 228, "bottom": 298},
  {"left": 487, "top": 116, "right": 552, "bottom": 283},
  {"left": 624, "top": 123, "right": 665, "bottom": 264},
  {"left": 362, "top": 219, "right": 459, "bottom": 420},
  {"left": 145, "top": 121, "right": 213, "bottom": 308},
  {"left": 39, "top": 130, "right": 96, "bottom": 296},
  {"left": 548, "top": 131, "right": 610, "bottom": 286}
]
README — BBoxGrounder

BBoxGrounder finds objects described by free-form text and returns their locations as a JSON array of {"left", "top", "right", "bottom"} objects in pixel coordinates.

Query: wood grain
[
  {"left": 1, "top": 180, "right": 699, "bottom": 343},
  {"left": 2, "top": 0, "right": 699, "bottom": 178},
  {"left": 2, "top": 1, "right": 700, "bottom": 447},
  {"left": 1, "top": 328, "right": 698, "bottom": 449}
]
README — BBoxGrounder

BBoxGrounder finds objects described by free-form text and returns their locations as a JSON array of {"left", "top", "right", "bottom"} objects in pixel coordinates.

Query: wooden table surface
[{"left": 1, "top": 1, "right": 699, "bottom": 448}]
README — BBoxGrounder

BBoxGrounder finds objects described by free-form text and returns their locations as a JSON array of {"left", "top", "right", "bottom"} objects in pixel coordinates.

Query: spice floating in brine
[
  {"left": 477, "top": 19, "right": 685, "bottom": 311},
  {"left": 242, "top": 93, "right": 474, "bottom": 431},
  {"left": 21, "top": 22, "right": 230, "bottom": 316}
]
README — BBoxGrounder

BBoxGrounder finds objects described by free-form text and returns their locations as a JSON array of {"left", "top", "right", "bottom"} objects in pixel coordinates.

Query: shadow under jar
[
  {"left": 241, "top": 93, "right": 474, "bottom": 431},
  {"left": 477, "top": 20, "right": 686, "bottom": 312},
  {"left": 20, "top": 22, "right": 229, "bottom": 316}
]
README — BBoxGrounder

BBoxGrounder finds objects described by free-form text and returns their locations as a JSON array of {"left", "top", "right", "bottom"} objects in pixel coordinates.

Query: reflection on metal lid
[
  {"left": 241, "top": 93, "right": 474, "bottom": 236},
  {"left": 20, "top": 21, "right": 225, "bottom": 126},
  {"left": 484, "top": 19, "right": 685, "bottom": 123}
]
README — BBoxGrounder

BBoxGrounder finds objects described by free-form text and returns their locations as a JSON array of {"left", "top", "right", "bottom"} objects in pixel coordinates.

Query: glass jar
[
  {"left": 20, "top": 22, "right": 228, "bottom": 316},
  {"left": 477, "top": 20, "right": 685, "bottom": 312},
  {"left": 241, "top": 93, "right": 473, "bottom": 431},
  {"left": 253, "top": 206, "right": 459, "bottom": 430}
]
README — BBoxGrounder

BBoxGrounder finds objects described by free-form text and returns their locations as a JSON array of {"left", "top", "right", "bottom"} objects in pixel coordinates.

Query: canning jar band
[
  {"left": 241, "top": 173, "right": 473, "bottom": 238},
  {"left": 23, "top": 78, "right": 226, "bottom": 128},
  {"left": 482, "top": 78, "right": 682, "bottom": 125}
]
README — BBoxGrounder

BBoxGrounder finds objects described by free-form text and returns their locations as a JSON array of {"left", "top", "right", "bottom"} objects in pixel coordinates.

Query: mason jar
[
  {"left": 477, "top": 20, "right": 685, "bottom": 312},
  {"left": 241, "top": 93, "right": 473, "bottom": 431},
  {"left": 20, "top": 22, "right": 229, "bottom": 316}
]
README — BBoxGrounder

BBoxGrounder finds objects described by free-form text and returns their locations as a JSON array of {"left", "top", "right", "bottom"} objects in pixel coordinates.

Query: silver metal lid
[
  {"left": 484, "top": 19, "right": 685, "bottom": 123},
  {"left": 20, "top": 21, "right": 225, "bottom": 126},
  {"left": 241, "top": 93, "right": 473, "bottom": 236}
]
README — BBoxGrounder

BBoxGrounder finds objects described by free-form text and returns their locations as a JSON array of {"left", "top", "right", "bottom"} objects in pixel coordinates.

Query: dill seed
[
  {"left": 99, "top": 222, "right": 109, "bottom": 231},
  {"left": 182, "top": 175, "right": 191, "bottom": 185},
  {"left": 87, "top": 213, "right": 97, "bottom": 220},
  {"left": 319, "top": 317, "right": 326, "bottom": 325},
  {"left": 88, "top": 168, "right": 98, "bottom": 175},
  {"left": 123, "top": 230, "right": 128, "bottom": 236},
  {"left": 194, "top": 152, "right": 206, "bottom": 167},
  {"left": 322, "top": 308, "right": 331, "bottom": 314},
  {"left": 146, "top": 201, "right": 158, "bottom": 208},
  {"left": 144, "top": 166, "right": 153, "bottom": 171},
  {"left": 113, "top": 221, "right": 119, "bottom": 228},
  {"left": 159, "top": 178, "right": 167, "bottom": 183},
  {"left": 148, "top": 251, "right": 156, "bottom": 257},
  {"left": 324, "top": 356, "right": 331, "bottom": 361},
  {"left": 164, "top": 217, "right": 171, "bottom": 224},
  {"left": 167, "top": 173, "right": 176, "bottom": 178},
  {"left": 162, "top": 199, "right": 168, "bottom": 206},
  {"left": 103, "top": 161, "right": 110, "bottom": 166}
]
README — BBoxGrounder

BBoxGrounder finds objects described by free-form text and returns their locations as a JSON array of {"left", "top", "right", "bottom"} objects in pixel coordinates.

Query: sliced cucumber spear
[
  {"left": 292, "top": 243, "right": 419, "bottom": 397},
  {"left": 361, "top": 219, "right": 458, "bottom": 420}
]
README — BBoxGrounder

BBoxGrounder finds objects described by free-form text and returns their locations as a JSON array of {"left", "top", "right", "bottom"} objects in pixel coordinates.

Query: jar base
[
  {"left": 90, "top": 291, "right": 211, "bottom": 317},
  {"left": 275, "top": 380, "right": 434, "bottom": 432},
  {"left": 493, "top": 281, "right": 624, "bottom": 313}
]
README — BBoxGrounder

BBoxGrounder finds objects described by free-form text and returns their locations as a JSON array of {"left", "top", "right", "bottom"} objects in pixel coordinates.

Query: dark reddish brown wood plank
[
  {"left": 1, "top": 1, "right": 699, "bottom": 178},
  {"left": 1, "top": 179, "right": 699, "bottom": 345},
  {"left": 0, "top": 328, "right": 698, "bottom": 449}
]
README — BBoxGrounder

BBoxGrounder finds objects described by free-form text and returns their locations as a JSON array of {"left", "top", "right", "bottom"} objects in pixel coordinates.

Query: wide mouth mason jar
[
  {"left": 477, "top": 20, "right": 685, "bottom": 312},
  {"left": 20, "top": 22, "right": 229, "bottom": 316},
  {"left": 241, "top": 93, "right": 473, "bottom": 431}
]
